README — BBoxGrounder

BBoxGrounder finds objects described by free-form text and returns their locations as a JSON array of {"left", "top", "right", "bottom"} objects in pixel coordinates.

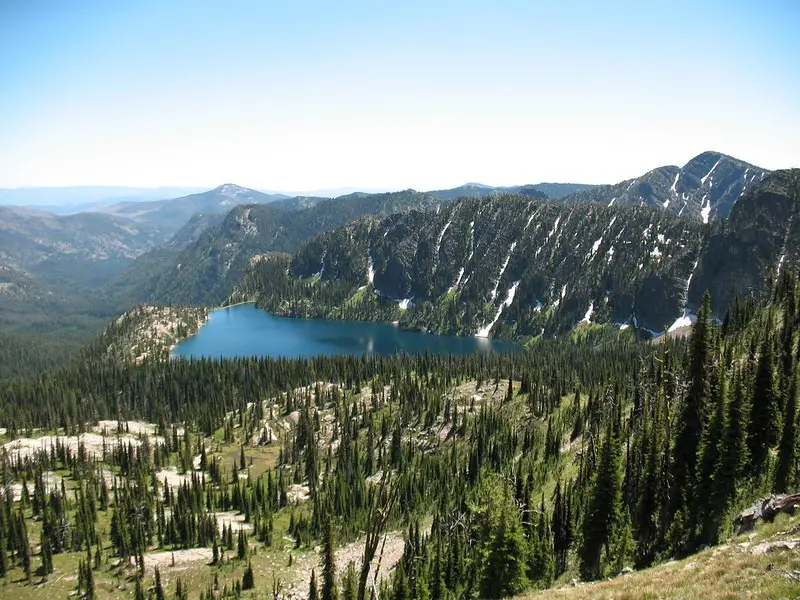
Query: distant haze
[{"left": 1, "top": 1, "right": 798, "bottom": 190}]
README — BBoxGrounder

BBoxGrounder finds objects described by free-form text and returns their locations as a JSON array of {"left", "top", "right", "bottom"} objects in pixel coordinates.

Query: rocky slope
[
  {"left": 560, "top": 151, "right": 769, "bottom": 222},
  {"left": 690, "top": 168, "right": 800, "bottom": 310},
  {"left": 111, "top": 189, "right": 444, "bottom": 307},
  {"left": 238, "top": 169, "right": 800, "bottom": 339}
]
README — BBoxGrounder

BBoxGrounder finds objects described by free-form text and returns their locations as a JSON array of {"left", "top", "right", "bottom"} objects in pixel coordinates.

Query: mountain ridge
[
  {"left": 236, "top": 169, "right": 800, "bottom": 340},
  {"left": 560, "top": 150, "right": 769, "bottom": 222}
]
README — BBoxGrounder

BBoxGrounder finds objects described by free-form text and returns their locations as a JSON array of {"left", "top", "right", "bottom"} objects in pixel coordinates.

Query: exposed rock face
[
  {"left": 690, "top": 169, "right": 800, "bottom": 312},
  {"left": 734, "top": 493, "right": 800, "bottom": 535},
  {"left": 560, "top": 151, "right": 769, "bottom": 222}
]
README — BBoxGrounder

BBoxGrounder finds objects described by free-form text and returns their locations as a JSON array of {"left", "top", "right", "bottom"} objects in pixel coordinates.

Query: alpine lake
[{"left": 171, "top": 303, "right": 521, "bottom": 359}]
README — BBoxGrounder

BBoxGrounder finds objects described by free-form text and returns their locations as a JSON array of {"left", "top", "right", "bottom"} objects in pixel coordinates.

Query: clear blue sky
[{"left": 1, "top": 0, "right": 798, "bottom": 191}]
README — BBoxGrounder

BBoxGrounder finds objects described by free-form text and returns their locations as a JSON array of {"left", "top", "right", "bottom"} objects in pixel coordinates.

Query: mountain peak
[
  {"left": 681, "top": 150, "right": 753, "bottom": 172},
  {"left": 214, "top": 183, "right": 252, "bottom": 197}
]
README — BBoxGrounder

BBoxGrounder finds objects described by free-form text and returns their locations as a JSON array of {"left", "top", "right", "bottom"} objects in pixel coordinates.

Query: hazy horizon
[{"left": 2, "top": 1, "right": 798, "bottom": 190}]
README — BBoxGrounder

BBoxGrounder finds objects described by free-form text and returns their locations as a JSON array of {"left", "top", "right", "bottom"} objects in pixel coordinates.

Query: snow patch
[
  {"left": 489, "top": 242, "right": 517, "bottom": 300},
  {"left": 367, "top": 254, "right": 375, "bottom": 284},
  {"left": 546, "top": 216, "right": 561, "bottom": 242},
  {"left": 553, "top": 283, "right": 567, "bottom": 309},
  {"left": 608, "top": 197, "right": 616, "bottom": 207},
  {"left": 700, "top": 158, "right": 722, "bottom": 186},
  {"left": 449, "top": 219, "right": 476, "bottom": 291},
  {"left": 650, "top": 247, "right": 662, "bottom": 258},
  {"left": 701, "top": 195, "right": 711, "bottom": 223},
  {"left": 668, "top": 311, "right": 697, "bottom": 333},
  {"left": 580, "top": 301, "right": 594, "bottom": 325},
  {"left": 435, "top": 219, "right": 452, "bottom": 255},
  {"left": 448, "top": 267, "right": 466, "bottom": 293},
  {"left": 476, "top": 281, "right": 519, "bottom": 338},
  {"left": 587, "top": 237, "right": 603, "bottom": 261},
  {"left": 671, "top": 172, "right": 680, "bottom": 194},
  {"left": 397, "top": 298, "right": 413, "bottom": 310}
]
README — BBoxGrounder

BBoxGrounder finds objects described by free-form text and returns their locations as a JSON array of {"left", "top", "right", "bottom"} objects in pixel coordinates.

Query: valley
[{"left": 1, "top": 158, "right": 798, "bottom": 600}]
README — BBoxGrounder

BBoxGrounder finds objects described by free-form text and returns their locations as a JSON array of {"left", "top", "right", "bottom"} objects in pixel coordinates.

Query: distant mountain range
[
  {"left": 0, "top": 186, "right": 210, "bottom": 214},
  {"left": 100, "top": 184, "right": 289, "bottom": 237},
  {"left": 0, "top": 150, "right": 787, "bottom": 345},
  {"left": 0, "top": 205, "right": 166, "bottom": 281},
  {"left": 103, "top": 190, "right": 444, "bottom": 307}
]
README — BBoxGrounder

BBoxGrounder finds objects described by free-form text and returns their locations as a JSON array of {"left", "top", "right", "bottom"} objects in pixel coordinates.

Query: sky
[{"left": 1, "top": 0, "right": 798, "bottom": 192}]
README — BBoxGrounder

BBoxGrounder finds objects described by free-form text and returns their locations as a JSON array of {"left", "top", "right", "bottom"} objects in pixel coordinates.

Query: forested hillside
[
  {"left": 0, "top": 266, "right": 797, "bottom": 598},
  {"left": 109, "top": 190, "right": 444, "bottom": 307},
  {"left": 234, "top": 170, "right": 800, "bottom": 341}
]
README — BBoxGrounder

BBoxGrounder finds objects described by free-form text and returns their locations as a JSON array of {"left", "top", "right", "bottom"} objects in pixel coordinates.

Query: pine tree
[
  {"left": 0, "top": 534, "right": 7, "bottom": 577},
  {"left": 712, "top": 368, "right": 748, "bottom": 513},
  {"left": 528, "top": 495, "right": 554, "bottom": 588},
  {"left": 579, "top": 415, "right": 623, "bottom": 580},
  {"left": 774, "top": 374, "right": 798, "bottom": 493},
  {"left": 155, "top": 566, "right": 166, "bottom": 600},
  {"left": 748, "top": 335, "right": 780, "bottom": 475},
  {"left": 605, "top": 507, "right": 633, "bottom": 576},
  {"left": 237, "top": 529, "right": 248, "bottom": 560},
  {"left": 696, "top": 365, "right": 727, "bottom": 545},
  {"left": 175, "top": 577, "right": 189, "bottom": 600},
  {"left": 243, "top": 561, "right": 255, "bottom": 590},
  {"left": 322, "top": 517, "right": 338, "bottom": 600},
  {"left": 135, "top": 576, "right": 145, "bottom": 600},
  {"left": 19, "top": 513, "right": 31, "bottom": 582},
  {"left": 309, "top": 569, "right": 319, "bottom": 600},
  {"left": 670, "top": 291, "right": 712, "bottom": 519},
  {"left": 391, "top": 560, "right": 410, "bottom": 600},
  {"left": 85, "top": 559, "right": 95, "bottom": 599},
  {"left": 480, "top": 512, "right": 529, "bottom": 599},
  {"left": 341, "top": 561, "right": 358, "bottom": 600},
  {"left": 552, "top": 481, "right": 569, "bottom": 576}
]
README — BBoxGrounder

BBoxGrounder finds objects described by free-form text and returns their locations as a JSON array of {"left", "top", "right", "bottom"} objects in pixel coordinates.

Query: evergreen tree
[
  {"left": 696, "top": 365, "right": 727, "bottom": 545},
  {"left": 322, "top": 517, "right": 338, "bottom": 600},
  {"left": 579, "top": 415, "right": 623, "bottom": 580},
  {"left": 309, "top": 569, "right": 319, "bottom": 600},
  {"left": 774, "top": 374, "right": 798, "bottom": 493},
  {"left": 135, "top": 576, "right": 145, "bottom": 600},
  {"left": 480, "top": 512, "right": 529, "bottom": 599},
  {"left": 748, "top": 335, "right": 780, "bottom": 475},
  {"left": 155, "top": 566, "right": 166, "bottom": 600},
  {"left": 243, "top": 561, "right": 255, "bottom": 590},
  {"left": 341, "top": 561, "right": 357, "bottom": 600},
  {"left": 670, "top": 291, "right": 712, "bottom": 519},
  {"left": 712, "top": 368, "right": 748, "bottom": 513}
]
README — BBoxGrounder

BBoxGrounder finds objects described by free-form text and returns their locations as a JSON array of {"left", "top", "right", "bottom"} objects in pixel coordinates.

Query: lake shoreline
[{"left": 172, "top": 303, "right": 522, "bottom": 360}]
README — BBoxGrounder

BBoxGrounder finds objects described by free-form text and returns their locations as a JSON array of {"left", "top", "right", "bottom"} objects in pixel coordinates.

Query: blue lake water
[{"left": 171, "top": 303, "right": 521, "bottom": 359}]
